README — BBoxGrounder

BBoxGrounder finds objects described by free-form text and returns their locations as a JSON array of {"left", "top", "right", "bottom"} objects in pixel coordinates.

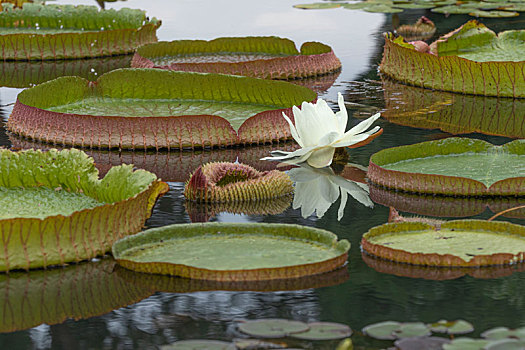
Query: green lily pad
[
  {"left": 113, "top": 223, "right": 350, "bottom": 281},
  {"left": 290, "top": 322, "right": 352, "bottom": 340},
  {"left": 431, "top": 5, "right": 482, "bottom": 13},
  {"left": 0, "top": 149, "right": 167, "bottom": 271},
  {"left": 381, "top": 78, "right": 525, "bottom": 139},
  {"left": 361, "top": 220, "right": 525, "bottom": 267},
  {"left": 294, "top": 2, "right": 342, "bottom": 8},
  {"left": 394, "top": 323, "right": 431, "bottom": 338},
  {"left": 0, "top": 148, "right": 167, "bottom": 271},
  {"left": 367, "top": 138, "right": 525, "bottom": 196},
  {"left": 395, "top": 336, "right": 450, "bottom": 350},
  {"left": 7, "top": 68, "right": 316, "bottom": 149},
  {"left": 380, "top": 21, "right": 525, "bottom": 97},
  {"left": 238, "top": 319, "right": 309, "bottom": 338},
  {"left": 132, "top": 36, "right": 341, "bottom": 80},
  {"left": 159, "top": 340, "right": 235, "bottom": 350},
  {"left": 0, "top": 3, "right": 160, "bottom": 60},
  {"left": 482, "top": 326, "right": 525, "bottom": 340},
  {"left": 0, "top": 259, "right": 153, "bottom": 333},
  {"left": 362, "top": 321, "right": 401, "bottom": 340},
  {"left": 443, "top": 338, "right": 490, "bottom": 350},
  {"left": 469, "top": 9, "right": 519, "bottom": 16},
  {"left": 429, "top": 320, "right": 474, "bottom": 334},
  {"left": 485, "top": 339, "right": 525, "bottom": 350}
]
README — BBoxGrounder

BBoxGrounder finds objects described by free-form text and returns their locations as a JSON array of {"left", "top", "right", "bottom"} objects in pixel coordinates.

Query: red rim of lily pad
[
  {"left": 361, "top": 220, "right": 525, "bottom": 267},
  {"left": 0, "top": 259, "right": 153, "bottom": 333},
  {"left": 0, "top": 3, "right": 160, "bottom": 61},
  {"left": 367, "top": 137, "right": 524, "bottom": 196},
  {"left": 0, "top": 148, "right": 168, "bottom": 271},
  {"left": 131, "top": 36, "right": 341, "bottom": 80},
  {"left": 114, "top": 264, "right": 349, "bottom": 292},
  {"left": 370, "top": 185, "right": 525, "bottom": 219},
  {"left": 7, "top": 68, "right": 317, "bottom": 150},
  {"left": 184, "top": 162, "right": 294, "bottom": 202},
  {"left": 380, "top": 21, "right": 525, "bottom": 98},
  {"left": 112, "top": 223, "right": 350, "bottom": 282}
]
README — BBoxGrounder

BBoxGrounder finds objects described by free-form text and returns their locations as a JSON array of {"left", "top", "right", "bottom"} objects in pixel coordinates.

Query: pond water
[{"left": 0, "top": 0, "right": 524, "bottom": 349}]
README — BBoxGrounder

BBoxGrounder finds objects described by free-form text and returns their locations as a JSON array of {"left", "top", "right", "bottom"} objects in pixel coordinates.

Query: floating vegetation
[
  {"left": 132, "top": 36, "right": 341, "bottom": 80},
  {"left": 184, "top": 162, "right": 293, "bottom": 203},
  {"left": 381, "top": 21, "right": 525, "bottom": 97},
  {"left": 395, "top": 16, "right": 436, "bottom": 41},
  {"left": 294, "top": 0, "right": 525, "bottom": 16},
  {"left": 361, "top": 220, "right": 525, "bottom": 267},
  {"left": 368, "top": 138, "right": 525, "bottom": 196},
  {"left": 0, "top": 3, "right": 160, "bottom": 60},
  {"left": 7, "top": 69, "right": 316, "bottom": 149},
  {"left": 0, "top": 148, "right": 168, "bottom": 271},
  {"left": 113, "top": 223, "right": 350, "bottom": 281}
]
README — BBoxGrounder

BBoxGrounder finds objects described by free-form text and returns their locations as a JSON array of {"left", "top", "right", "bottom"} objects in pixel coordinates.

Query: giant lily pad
[
  {"left": 0, "top": 259, "right": 153, "bottom": 333},
  {"left": 0, "top": 148, "right": 168, "bottom": 271},
  {"left": 113, "top": 223, "right": 350, "bottom": 281},
  {"left": 381, "top": 78, "right": 525, "bottom": 139},
  {"left": 370, "top": 186, "right": 525, "bottom": 219},
  {"left": 184, "top": 162, "right": 293, "bottom": 202},
  {"left": 380, "top": 21, "right": 525, "bottom": 97},
  {"left": 7, "top": 68, "right": 317, "bottom": 149},
  {"left": 131, "top": 36, "right": 341, "bottom": 80},
  {"left": 0, "top": 3, "right": 160, "bottom": 60},
  {"left": 367, "top": 138, "right": 525, "bottom": 196},
  {"left": 361, "top": 220, "right": 525, "bottom": 267}
]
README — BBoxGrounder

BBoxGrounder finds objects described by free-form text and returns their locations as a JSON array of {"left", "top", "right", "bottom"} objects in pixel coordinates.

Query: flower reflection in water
[{"left": 288, "top": 163, "right": 373, "bottom": 220}]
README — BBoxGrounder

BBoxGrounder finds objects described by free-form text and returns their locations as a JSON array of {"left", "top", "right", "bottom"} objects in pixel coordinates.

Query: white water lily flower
[
  {"left": 262, "top": 92, "right": 382, "bottom": 168},
  {"left": 288, "top": 163, "right": 373, "bottom": 221}
]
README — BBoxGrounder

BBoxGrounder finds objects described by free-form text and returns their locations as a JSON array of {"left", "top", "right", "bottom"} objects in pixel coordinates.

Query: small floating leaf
[
  {"left": 362, "top": 321, "right": 401, "bottom": 340},
  {"left": 294, "top": 2, "right": 342, "bottom": 8},
  {"left": 290, "top": 322, "right": 352, "bottom": 340},
  {"left": 238, "top": 319, "right": 310, "bottom": 338},
  {"left": 393, "top": 322, "right": 431, "bottom": 338},
  {"left": 481, "top": 326, "right": 525, "bottom": 340},
  {"left": 159, "top": 340, "right": 235, "bottom": 350},
  {"left": 443, "top": 338, "right": 490, "bottom": 350},
  {"left": 429, "top": 320, "right": 474, "bottom": 334},
  {"left": 395, "top": 336, "right": 450, "bottom": 350},
  {"left": 469, "top": 9, "right": 519, "bottom": 16},
  {"left": 485, "top": 339, "right": 525, "bottom": 350}
]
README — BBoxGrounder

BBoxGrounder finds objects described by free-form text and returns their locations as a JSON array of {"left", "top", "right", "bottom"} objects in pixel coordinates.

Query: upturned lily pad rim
[
  {"left": 0, "top": 148, "right": 168, "bottom": 271},
  {"left": 361, "top": 220, "right": 525, "bottom": 267},
  {"left": 112, "top": 222, "right": 350, "bottom": 282},
  {"left": 8, "top": 68, "right": 317, "bottom": 150},
  {"left": 367, "top": 137, "right": 524, "bottom": 196}
]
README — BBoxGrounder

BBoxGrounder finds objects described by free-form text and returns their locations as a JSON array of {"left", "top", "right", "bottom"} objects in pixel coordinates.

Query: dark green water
[{"left": 0, "top": 0, "right": 524, "bottom": 349}]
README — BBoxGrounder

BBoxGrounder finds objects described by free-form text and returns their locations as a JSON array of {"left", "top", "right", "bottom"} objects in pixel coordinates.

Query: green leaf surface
[
  {"left": 290, "top": 322, "right": 352, "bottom": 340},
  {"left": 9, "top": 69, "right": 316, "bottom": 149},
  {"left": 362, "top": 220, "right": 525, "bottom": 266},
  {"left": 238, "top": 319, "right": 309, "bottom": 338},
  {"left": 443, "top": 338, "right": 490, "bottom": 350},
  {"left": 362, "top": 321, "right": 401, "bottom": 340},
  {"left": 394, "top": 322, "right": 431, "bottom": 338},
  {"left": 294, "top": 2, "right": 342, "bottom": 8},
  {"left": 485, "top": 339, "right": 525, "bottom": 350},
  {"left": 429, "top": 320, "right": 475, "bottom": 334},
  {"left": 113, "top": 223, "right": 350, "bottom": 281},
  {"left": 394, "top": 336, "right": 450, "bottom": 350},
  {"left": 482, "top": 326, "right": 525, "bottom": 340},
  {"left": 159, "top": 340, "right": 235, "bottom": 350},
  {"left": 0, "top": 3, "right": 160, "bottom": 60},
  {"left": 469, "top": 9, "right": 519, "bottom": 16}
]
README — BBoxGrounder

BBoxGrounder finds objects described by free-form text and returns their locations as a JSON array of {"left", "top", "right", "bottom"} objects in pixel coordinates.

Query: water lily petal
[
  {"left": 346, "top": 112, "right": 382, "bottom": 136},
  {"left": 288, "top": 167, "right": 322, "bottom": 183},
  {"left": 307, "top": 147, "right": 336, "bottom": 168},
  {"left": 335, "top": 92, "right": 348, "bottom": 134},
  {"left": 282, "top": 111, "right": 303, "bottom": 147},
  {"left": 337, "top": 190, "right": 348, "bottom": 221},
  {"left": 331, "top": 132, "right": 371, "bottom": 148},
  {"left": 317, "top": 174, "right": 339, "bottom": 203}
]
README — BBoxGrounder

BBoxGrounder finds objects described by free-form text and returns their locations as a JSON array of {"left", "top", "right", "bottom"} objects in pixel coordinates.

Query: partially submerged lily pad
[
  {"left": 8, "top": 68, "right": 317, "bottom": 149},
  {"left": 380, "top": 21, "right": 525, "bottom": 97},
  {"left": 367, "top": 138, "right": 525, "bottom": 196},
  {"left": 132, "top": 36, "right": 341, "bottom": 80},
  {"left": 184, "top": 162, "right": 293, "bottom": 202},
  {"left": 361, "top": 220, "right": 525, "bottom": 267},
  {"left": 0, "top": 3, "right": 160, "bottom": 60},
  {"left": 289, "top": 322, "right": 352, "bottom": 340},
  {"left": 481, "top": 326, "right": 525, "bottom": 340},
  {"left": 112, "top": 223, "right": 350, "bottom": 281},
  {"left": 363, "top": 321, "right": 430, "bottom": 340},
  {"left": 429, "top": 320, "right": 474, "bottom": 334},
  {"left": 159, "top": 340, "right": 235, "bottom": 350},
  {"left": 238, "top": 319, "right": 309, "bottom": 338},
  {"left": 395, "top": 16, "right": 436, "bottom": 41},
  {"left": 0, "top": 259, "right": 153, "bottom": 333},
  {"left": 0, "top": 148, "right": 168, "bottom": 271}
]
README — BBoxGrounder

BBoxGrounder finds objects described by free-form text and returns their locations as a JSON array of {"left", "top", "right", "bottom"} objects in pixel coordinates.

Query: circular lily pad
[
  {"left": 395, "top": 336, "right": 450, "bottom": 350},
  {"left": 481, "top": 326, "right": 525, "bottom": 340},
  {"left": 0, "top": 3, "right": 160, "bottom": 60},
  {"left": 361, "top": 220, "right": 525, "bottom": 267},
  {"left": 8, "top": 68, "right": 316, "bottom": 150},
  {"left": 159, "top": 340, "right": 235, "bottom": 350},
  {"left": 368, "top": 138, "right": 524, "bottom": 196},
  {"left": 443, "top": 338, "right": 490, "bottom": 350},
  {"left": 113, "top": 223, "right": 350, "bottom": 281},
  {"left": 132, "top": 36, "right": 341, "bottom": 80},
  {"left": 238, "top": 319, "right": 309, "bottom": 338},
  {"left": 290, "top": 322, "right": 352, "bottom": 340},
  {"left": 429, "top": 320, "right": 474, "bottom": 335},
  {"left": 362, "top": 321, "right": 401, "bottom": 340},
  {"left": 0, "top": 148, "right": 167, "bottom": 271}
]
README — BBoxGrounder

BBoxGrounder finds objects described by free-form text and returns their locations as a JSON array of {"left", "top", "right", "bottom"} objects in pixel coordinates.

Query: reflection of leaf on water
[{"left": 289, "top": 163, "right": 373, "bottom": 220}]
